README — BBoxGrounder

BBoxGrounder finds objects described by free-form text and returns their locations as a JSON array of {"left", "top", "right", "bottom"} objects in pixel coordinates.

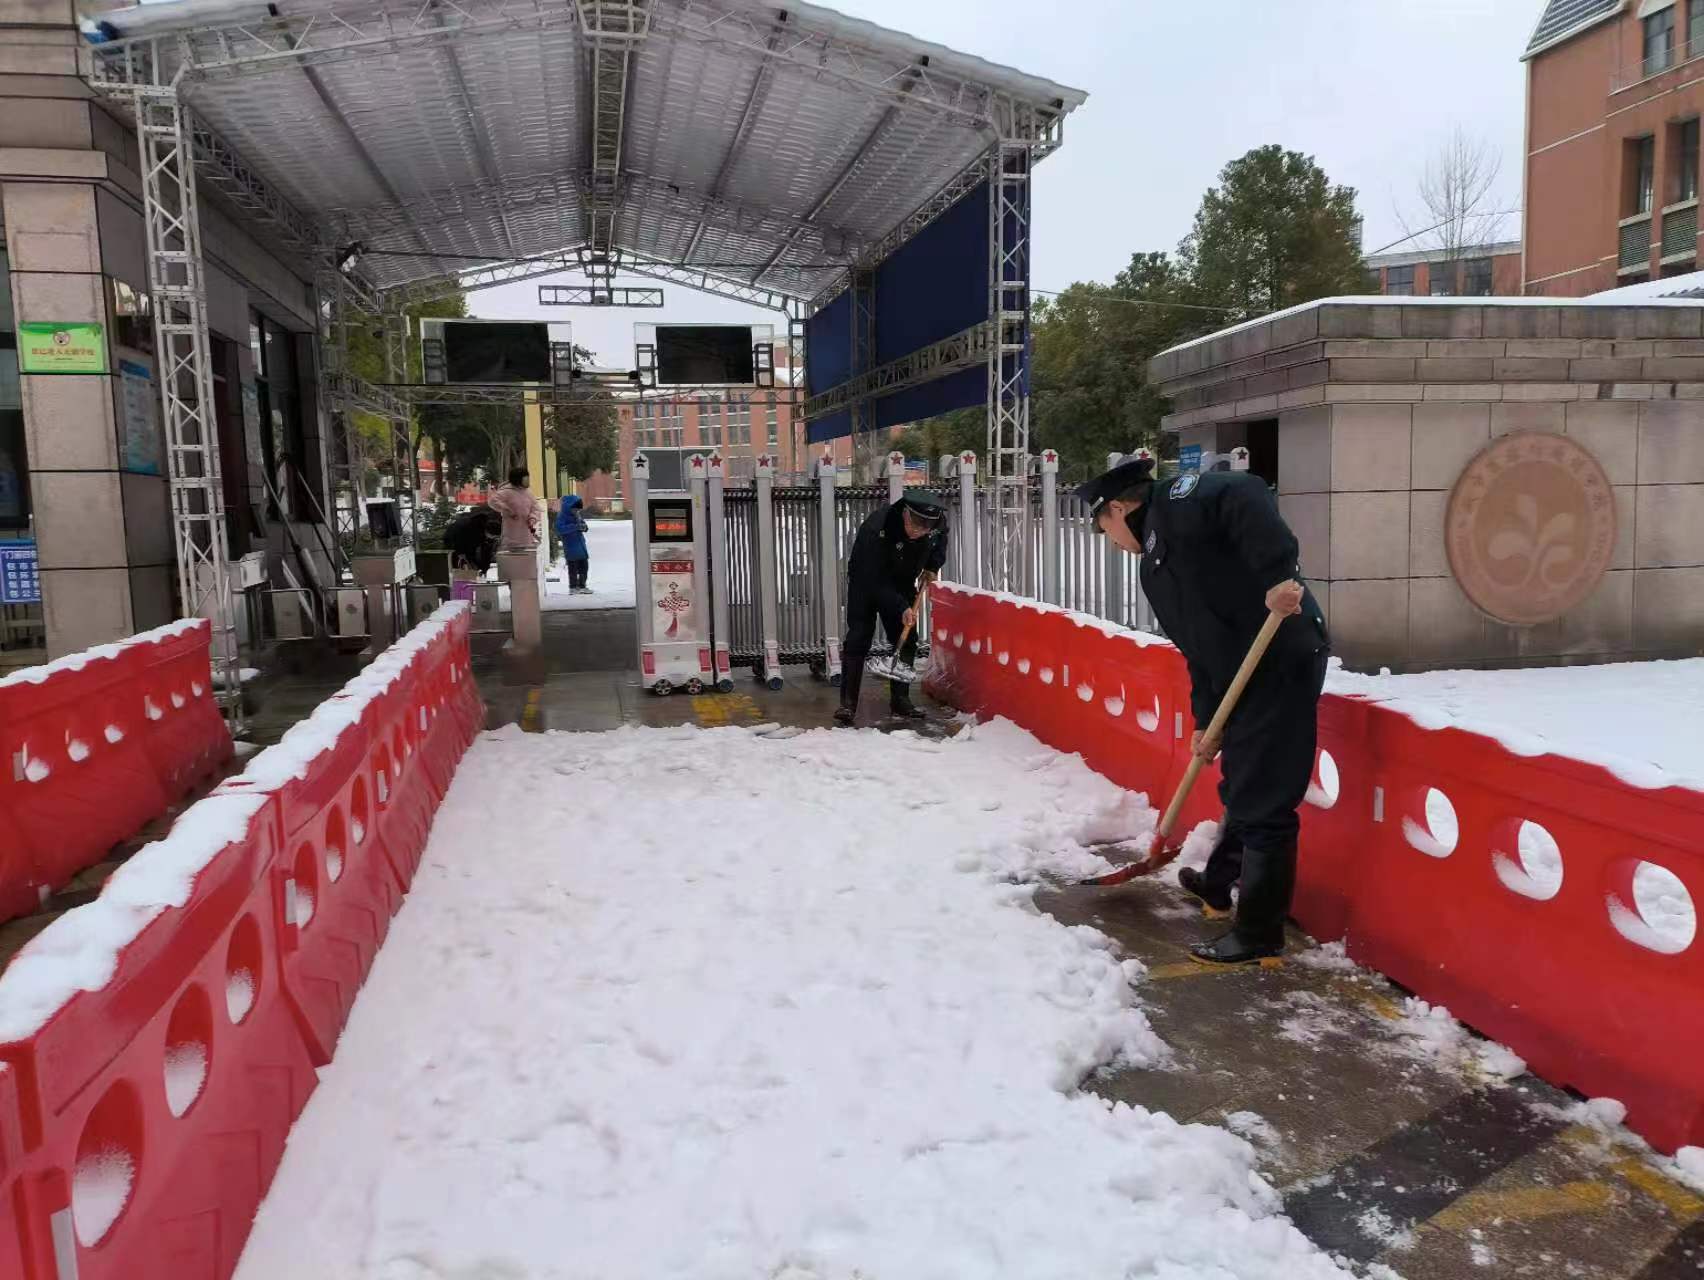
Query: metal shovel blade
[{"left": 866, "top": 654, "right": 922, "bottom": 684}]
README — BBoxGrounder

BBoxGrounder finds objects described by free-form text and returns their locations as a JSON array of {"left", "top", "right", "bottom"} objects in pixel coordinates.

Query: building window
[
  {"left": 1429, "top": 261, "right": 1458, "bottom": 296},
  {"left": 703, "top": 399, "right": 720, "bottom": 448},
  {"left": 1461, "top": 257, "right": 1494, "bottom": 296},
  {"left": 1693, "top": 0, "right": 1704, "bottom": 53},
  {"left": 1384, "top": 264, "right": 1415, "bottom": 296},
  {"left": 1636, "top": 135, "right": 1657, "bottom": 214},
  {"left": 731, "top": 393, "right": 750, "bottom": 447},
  {"left": 766, "top": 393, "right": 779, "bottom": 449},
  {"left": 1645, "top": 6, "right": 1676, "bottom": 76},
  {"left": 1680, "top": 118, "right": 1701, "bottom": 202}
]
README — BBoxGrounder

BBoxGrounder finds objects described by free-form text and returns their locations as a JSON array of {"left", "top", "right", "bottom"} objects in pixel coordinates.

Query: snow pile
[
  {"left": 1327, "top": 658, "right": 1704, "bottom": 791},
  {"left": 0, "top": 616, "right": 204, "bottom": 690},
  {"left": 0, "top": 791, "right": 269, "bottom": 1042},
  {"left": 1293, "top": 941, "right": 1361, "bottom": 974},
  {"left": 541, "top": 520, "right": 638, "bottom": 612},
  {"left": 235, "top": 718, "right": 1353, "bottom": 1280}
]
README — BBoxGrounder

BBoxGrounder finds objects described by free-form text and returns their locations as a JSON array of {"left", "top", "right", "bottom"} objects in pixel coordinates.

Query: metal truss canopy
[{"left": 89, "top": 0, "right": 1085, "bottom": 303}]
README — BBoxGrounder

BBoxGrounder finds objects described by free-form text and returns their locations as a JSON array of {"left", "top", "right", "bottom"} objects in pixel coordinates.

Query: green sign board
[{"left": 17, "top": 321, "right": 108, "bottom": 375}]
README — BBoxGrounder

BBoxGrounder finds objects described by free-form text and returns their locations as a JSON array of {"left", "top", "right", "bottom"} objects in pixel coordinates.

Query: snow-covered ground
[
  {"left": 542, "top": 519, "right": 637, "bottom": 612},
  {"left": 1327, "top": 658, "right": 1704, "bottom": 791},
  {"left": 235, "top": 719, "right": 1352, "bottom": 1280}
]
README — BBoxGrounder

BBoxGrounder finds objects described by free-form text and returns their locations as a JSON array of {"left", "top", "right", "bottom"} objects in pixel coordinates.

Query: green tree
[
  {"left": 892, "top": 407, "right": 985, "bottom": 471},
  {"left": 544, "top": 391, "right": 619, "bottom": 481},
  {"left": 342, "top": 292, "right": 470, "bottom": 494},
  {"left": 1179, "top": 144, "right": 1367, "bottom": 322},
  {"left": 1027, "top": 253, "right": 1217, "bottom": 481}
]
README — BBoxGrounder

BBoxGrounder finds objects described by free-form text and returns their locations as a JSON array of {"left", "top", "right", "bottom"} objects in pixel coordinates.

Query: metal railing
[
  {"left": 1611, "top": 35, "right": 1704, "bottom": 93},
  {"left": 696, "top": 452, "right": 1162, "bottom": 688}
]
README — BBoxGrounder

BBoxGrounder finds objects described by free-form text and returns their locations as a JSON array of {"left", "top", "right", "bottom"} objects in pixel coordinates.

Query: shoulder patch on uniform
[
  {"left": 1144, "top": 529, "right": 1157, "bottom": 554},
  {"left": 1169, "top": 474, "right": 1199, "bottom": 500}
]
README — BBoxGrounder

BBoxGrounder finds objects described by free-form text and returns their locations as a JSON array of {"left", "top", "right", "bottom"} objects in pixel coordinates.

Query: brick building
[
  {"left": 1524, "top": 0, "right": 1704, "bottom": 294},
  {"left": 1366, "top": 241, "right": 1524, "bottom": 297}
]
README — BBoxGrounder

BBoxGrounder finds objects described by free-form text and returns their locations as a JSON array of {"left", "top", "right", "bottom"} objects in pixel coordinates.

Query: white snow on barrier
[
  {"left": 164, "top": 1042, "right": 208, "bottom": 1117},
  {"left": 234, "top": 719, "right": 1353, "bottom": 1280},
  {"left": 71, "top": 1146, "right": 134, "bottom": 1247},
  {"left": 0, "top": 791, "right": 270, "bottom": 1042},
  {"left": 1327, "top": 658, "right": 1704, "bottom": 790},
  {"left": 226, "top": 969, "right": 256, "bottom": 1024},
  {"left": 0, "top": 616, "right": 204, "bottom": 690}
]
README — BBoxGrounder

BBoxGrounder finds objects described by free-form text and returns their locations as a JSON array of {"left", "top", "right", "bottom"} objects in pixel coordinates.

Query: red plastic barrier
[
  {"left": 1344, "top": 714, "right": 1704, "bottom": 1154},
  {"left": 0, "top": 621, "right": 232, "bottom": 924},
  {"left": 0, "top": 604, "right": 486, "bottom": 1280},
  {"left": 0, "top": 795, "right": 317, "bottom": 1280},
  {"left": 927, "top": 583, "right": 1704, "bottom": 1153}
]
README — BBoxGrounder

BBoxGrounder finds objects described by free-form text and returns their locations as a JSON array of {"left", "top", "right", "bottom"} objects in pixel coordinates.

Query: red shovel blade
[{"left": 1076, "top": 829, "right": 1184, "bottom": 887}]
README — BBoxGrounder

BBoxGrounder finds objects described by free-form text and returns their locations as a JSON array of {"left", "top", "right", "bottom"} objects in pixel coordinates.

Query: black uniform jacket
[
  {"left": 847, "top": 501, "right": 949, "bottom": 616},
  {"left": 1135, "top": 471, "right": 1329, "bottom": 728}
]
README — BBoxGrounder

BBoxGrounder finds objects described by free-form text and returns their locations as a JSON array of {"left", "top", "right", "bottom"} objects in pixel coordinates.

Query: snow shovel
[
  {"left": 866, "top": 582, "right": 928, "bottom": 684},
  {"left": 1078, "top": 608, "right": 1287, "bottom": 888}
]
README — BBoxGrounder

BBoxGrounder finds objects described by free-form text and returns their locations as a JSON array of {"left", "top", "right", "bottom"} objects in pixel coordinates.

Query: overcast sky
[{"left": 478, "top": 0, "right": 1542, "bottom": 364}]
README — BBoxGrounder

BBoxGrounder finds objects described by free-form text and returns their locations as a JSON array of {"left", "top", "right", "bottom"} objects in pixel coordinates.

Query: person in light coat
[{"left": 488, "top": 467, "right": 540, "bottom": 551}]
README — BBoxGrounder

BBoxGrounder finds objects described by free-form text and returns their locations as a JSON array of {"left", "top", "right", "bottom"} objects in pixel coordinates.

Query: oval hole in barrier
[
  {"left": 1492, "top": 819, "right": 1563, "bottom": 901},
  {"left": 1136, "top": 696, "right": 1161, "bottom": 733},
  {"left": 324, "top": 807, "right": 347, "bottom": 883},
  {"left": 292, "top": 842, "right": 319, "bottom": 928},
  {"left": 350, "top": 777, "right": 370, "bottom": 846},
  {"left": 163, "top": 985, "right": 212, "bottom": 1118},
  {"left": 375, "top": 747, "right": 393, "bottom": 806},
  {"left": 1305, "top": 749, "right": 1341, "bottom": 810},
  {"left": 1609, "top": 861, "right": 1697, "bottom": 954},
  {"left": 1403, "top": 787, "right": 1458, "bottom": 858},
  {"left": 73, "top": 1081, "right": 143, "bottom": 1247},
  {"left": 225, "top": 915, "right": 262, "bottom": 1025},
  {"left": 391, "top": 727, "right": 406, "bottom": 772}
]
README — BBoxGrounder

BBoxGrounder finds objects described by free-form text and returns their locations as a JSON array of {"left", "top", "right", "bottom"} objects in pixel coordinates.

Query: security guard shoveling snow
[
  {"left": 835, "top": 490, "right": 948, "bottom": 728},
  {"left": 1074, "top": 454, "right": 1330, "bottom": 966}
]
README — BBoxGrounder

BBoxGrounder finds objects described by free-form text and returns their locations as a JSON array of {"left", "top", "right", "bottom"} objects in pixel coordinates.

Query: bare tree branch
[{"left": 1395, "top": 128, "right": 1509, "bottom": 289}]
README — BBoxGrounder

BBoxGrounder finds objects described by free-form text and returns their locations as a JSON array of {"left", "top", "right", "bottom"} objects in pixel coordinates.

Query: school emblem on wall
[{"left": 1445, "top": 432, "right": 1615, "bottom": 626}]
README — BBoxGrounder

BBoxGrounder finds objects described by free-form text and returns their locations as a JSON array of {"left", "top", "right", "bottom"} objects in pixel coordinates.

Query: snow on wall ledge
[{"left": 925, "top": 582, "right": 1704, "bottom": 1155}]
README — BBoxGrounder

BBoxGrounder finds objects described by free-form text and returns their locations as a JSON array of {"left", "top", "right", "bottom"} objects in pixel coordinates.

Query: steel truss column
[
  {"left": 316, "top": 270, "right": 363, "bottom": 549},
  {"left": 132, "top": 86, "right": 245, "bottom": 732},
  {"left": 985, "top": 139, "right": 1034, "bottom": 592},
  {"left": 849, "top": 265, "right": 877, "bottom": 481},
  {"left": 381, "top": 302, "right": 418, "bottom": 541},
  {"left": 784, "top": 299, "right": 806, "bottom": 469}
]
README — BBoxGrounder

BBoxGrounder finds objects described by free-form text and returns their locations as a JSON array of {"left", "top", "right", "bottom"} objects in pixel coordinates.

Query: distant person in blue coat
[{"left": 556, "top": 493, "right": 591, "bottom": 593}]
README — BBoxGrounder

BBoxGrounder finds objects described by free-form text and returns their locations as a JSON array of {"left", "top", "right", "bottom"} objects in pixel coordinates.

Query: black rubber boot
[
  {"left": 1178, "top": 867, "right": 1233, "bottom": 917},
  {"left": 1189, "top": 840, "right": 1296, "bottom": 966},
  {"left": 833, "top": 703, "right": 856, "bottom": 727},
  {"left": 889, "top": 685, "right": 926, "bottom": 720}
]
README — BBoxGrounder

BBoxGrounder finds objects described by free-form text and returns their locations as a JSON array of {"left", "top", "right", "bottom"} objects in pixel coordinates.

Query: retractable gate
[{"left": 634, "top": 450, "right": 1160, "bottom": 696}]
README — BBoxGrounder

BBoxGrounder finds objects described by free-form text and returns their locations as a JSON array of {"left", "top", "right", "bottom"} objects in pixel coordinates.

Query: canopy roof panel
[{"left": 90, "top": 0, "right": 1087, "bottom": 302}]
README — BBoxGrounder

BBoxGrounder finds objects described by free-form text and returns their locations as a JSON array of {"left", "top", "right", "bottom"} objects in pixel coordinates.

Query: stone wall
[{"left": 1151, "top": 301, "right": 1704, "bottom": 671}]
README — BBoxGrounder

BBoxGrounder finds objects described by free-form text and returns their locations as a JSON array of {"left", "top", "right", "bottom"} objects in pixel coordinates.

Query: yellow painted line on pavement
[
  {"left": 1612, "top": 1157, "right": 1704, "bottom": 1218},
  {"left": 1431, "top": 1179, "right": 1619, "bottom": 1232}
]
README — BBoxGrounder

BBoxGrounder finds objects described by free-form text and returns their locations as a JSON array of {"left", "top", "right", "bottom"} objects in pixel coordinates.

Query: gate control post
[
  {"left": 631, "top": 452, "right": 653, "bottom": 672},
  {"left": 956, "top": 451, "right": 979, "bottom": 589},
  {"left": 814, "top": 453, "right": 842, "bottom": 686},
  {"left": 755, "top": 454, "right": 784, "bottom": 690},
  {"left": 887, "top": 451, "right": 906, "bottom": 504},
  {"left": 1040, "top": 449, "right": 1060, "bottom": 606},
  {"left": 1103, "top": 451, "right": 1125, "bottom": 626},
  {"left": 705, "top": 453, "right": 734, "bottom": 691}
]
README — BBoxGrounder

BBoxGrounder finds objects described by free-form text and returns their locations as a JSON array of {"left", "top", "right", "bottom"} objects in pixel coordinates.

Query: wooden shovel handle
[
  {"left": 892, "top": 580, "right": 929, "bottom": 653},
  {"left": 1154, "top": 608, "right": 1287, "bottom": 842}
]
